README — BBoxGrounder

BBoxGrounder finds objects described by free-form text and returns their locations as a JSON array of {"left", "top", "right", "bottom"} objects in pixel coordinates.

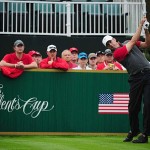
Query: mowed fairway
[{"left": 0, "top": 135, "right": 150, "bottom": 150}]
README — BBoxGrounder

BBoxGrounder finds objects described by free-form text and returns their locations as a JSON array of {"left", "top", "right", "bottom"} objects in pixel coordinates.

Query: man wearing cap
[
  {"left": 97, "top": 49, "right": 125, "bottom": 71},
  {"left": 102, "top": 17, "right": 150, "bottom": 143},
  {"left": 39, "top": 45, "right": 69, "bottom": 70},
  {"left": 73, "top": 52, "right": 92, "bottom": 70},
  {"left": 69, "top": 47, "right": 78, "bottom": 64},
  {"left": 61, "top": 49, "right": 77, "bottom": 69},
  {"left": 28, "top": 50, "right": 42, "bottom": 68},
  {"left": 96, "top": 51, "right": 105, "bottom": 65},
  {"left": 88, "top": 53, "right": 97, "bottom": 70},
  {"left": 0, "top": 40, "right": 38, "bottom": 78}
]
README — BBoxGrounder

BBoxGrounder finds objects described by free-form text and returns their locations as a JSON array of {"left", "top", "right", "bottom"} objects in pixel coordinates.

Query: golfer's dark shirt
[{"left": 113, "top": 41, "right": 150, "bottom": 75}]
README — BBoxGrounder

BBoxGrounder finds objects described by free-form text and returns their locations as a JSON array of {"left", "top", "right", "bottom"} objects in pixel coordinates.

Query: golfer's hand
[{"left": 140, "top": 17, "right": 147, "bottom": 26}]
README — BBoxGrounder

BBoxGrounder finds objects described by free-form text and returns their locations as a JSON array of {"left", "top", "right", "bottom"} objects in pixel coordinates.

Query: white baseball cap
[
  {"left": 47, "top": 45, "right": 57, "bottom": 52},
  {"left": 102, "top": 35, "right": 113, "bottom": 46}
]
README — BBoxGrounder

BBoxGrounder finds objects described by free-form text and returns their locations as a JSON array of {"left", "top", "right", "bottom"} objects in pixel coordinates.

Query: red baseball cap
[
  {"left": 28, "top": 50, "right": 41, "bottom": 56},
  {"left": 69, "top": 47, "right": 78, "bottom": 53}
]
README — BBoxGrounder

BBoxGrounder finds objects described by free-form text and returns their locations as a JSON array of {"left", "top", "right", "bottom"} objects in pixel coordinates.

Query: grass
[{"left": 0, "top": 135, "right": 149, "bottom": 150}]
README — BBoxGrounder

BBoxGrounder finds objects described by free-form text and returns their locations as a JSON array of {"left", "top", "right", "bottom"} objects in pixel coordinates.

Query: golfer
[{"left": 102, "top": 17, "right": 150, "bottom": 143}]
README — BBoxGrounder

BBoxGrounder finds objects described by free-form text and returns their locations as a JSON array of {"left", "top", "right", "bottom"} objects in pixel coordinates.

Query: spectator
[
  {"left": 39, "top": 44, "right": 69, "bottom": 70},
  {"left": 96, "top": 51, "right": 105, "bottom": 65},
  {"left": 69, "top": 47, "right": 78, "bottom": 64},
  {"left": 73, "top": 52, "right": 92, "bottom": 70},
  {"left": 61, "top": 49, "right": 77, "bottom": 69},
  {"left": 97, "top": 49, "right": 125, "bottom": 70},
  {"left": 88, "top": 53, "right": 97, "bottom": 70},
  {"left": 28, "top": 50, "right": 42, "bottom": 68},
  {"left": 0, "top": 40, "right": 37, "bottom": 78}
]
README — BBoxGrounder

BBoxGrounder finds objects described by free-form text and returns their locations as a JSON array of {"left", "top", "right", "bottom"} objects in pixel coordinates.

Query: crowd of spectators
[{"left": 0, "top": 39, "right": 126, "bottom": 78}]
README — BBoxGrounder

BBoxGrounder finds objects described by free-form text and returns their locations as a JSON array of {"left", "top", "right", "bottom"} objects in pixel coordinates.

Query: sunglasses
[
  {"left": 106, "top": 54, "right": 113, "bottom": 56},
  {"left": 80, "top": 57, "right": 87, "bottom": 60},
  {"left": 16, "top": 44, "right": 24, "bottom": 47},
  {"left": 90, "top": 57, "right": 96, "bottom": 60}
]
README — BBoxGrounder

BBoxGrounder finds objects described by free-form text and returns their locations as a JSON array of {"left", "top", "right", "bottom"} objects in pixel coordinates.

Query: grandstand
[
  {"left": 0, "top": 0, "right": 146, "bottom": 36},
  {"left": 0, "top": 0, "right": 147, "bottom": 59}
]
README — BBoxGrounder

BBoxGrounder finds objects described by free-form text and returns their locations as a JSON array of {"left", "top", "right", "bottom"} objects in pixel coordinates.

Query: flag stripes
[{"left": 98, "top": 93, "right": 129, "bottom": 114}]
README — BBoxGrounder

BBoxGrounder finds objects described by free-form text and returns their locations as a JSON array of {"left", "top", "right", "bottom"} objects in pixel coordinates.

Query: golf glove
[{"left": 143, "top": 21, "right": 149, "bottom": 29}]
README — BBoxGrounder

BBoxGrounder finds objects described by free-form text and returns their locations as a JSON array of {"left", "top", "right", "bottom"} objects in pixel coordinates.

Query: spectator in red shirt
[
  {"left": 39, "top": 44, "right": 69, "bottom": 70},
  {"left": 61, "top": 49, "right": 77, "bottom": 69},
  {"left": 97, "top": 49, "right": 125, "bottom": 71},
  {"left": 28, "top": 50, "right": 42, "bottom": 68},
  {"left": 0, "top": 40, "right": 37, "bottom": 78},
  {"left": 69, "top": 47, "right": 78, "bottom": 64},
  {"left": 1, "top": 40, "right": 37, "bottom": 69},
  {"left": 96, "top": 51, "right": 105, "bottom": 65}
]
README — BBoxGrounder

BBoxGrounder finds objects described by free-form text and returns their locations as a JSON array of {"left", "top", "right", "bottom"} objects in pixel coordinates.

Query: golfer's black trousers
[{"left": 128, "top": 69, "right": 150, "bottom": 136}]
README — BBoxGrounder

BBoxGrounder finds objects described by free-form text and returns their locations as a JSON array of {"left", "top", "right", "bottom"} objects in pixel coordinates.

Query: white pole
[{"left": 66, "top": 2, "right": 71, "bottom": 37}]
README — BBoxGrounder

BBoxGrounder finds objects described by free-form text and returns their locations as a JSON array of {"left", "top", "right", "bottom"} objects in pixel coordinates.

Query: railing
[{"left": 0, "top": 0, "right": 146, "bottom": 36}]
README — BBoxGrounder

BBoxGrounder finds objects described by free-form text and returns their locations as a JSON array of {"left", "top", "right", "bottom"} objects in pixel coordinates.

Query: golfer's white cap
[{"left": 102, "top": 35, "right": 113, "bottom": 46}]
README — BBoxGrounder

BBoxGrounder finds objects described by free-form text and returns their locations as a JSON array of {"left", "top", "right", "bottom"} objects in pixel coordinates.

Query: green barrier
[{"left": 0, "top": 70, "right": 142, "bottom": 134}]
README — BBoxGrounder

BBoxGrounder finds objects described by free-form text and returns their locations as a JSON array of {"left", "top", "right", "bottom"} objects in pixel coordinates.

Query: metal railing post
[{"left": 66, "top": 2, "right": 71, "bottom": 37}]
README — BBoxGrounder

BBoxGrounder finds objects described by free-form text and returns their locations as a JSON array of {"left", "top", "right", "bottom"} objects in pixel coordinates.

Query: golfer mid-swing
[{"left": 102, "top": 17, "right": 150, "bottom": 143}]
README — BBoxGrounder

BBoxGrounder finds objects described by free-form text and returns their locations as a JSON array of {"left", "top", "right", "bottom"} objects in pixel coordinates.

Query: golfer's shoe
[
  {"left": 123, "top": 131, "right": 140, "bottom": 142},
  {"left": 143, "top": 21, "right": 149, "bottom": 30},
  {"left": 132, "top": 134, "right": 148, "bottom": 143}
]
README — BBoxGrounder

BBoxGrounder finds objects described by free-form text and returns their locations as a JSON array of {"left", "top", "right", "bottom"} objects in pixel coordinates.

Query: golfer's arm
[
  {"left": 126, "top": 23, "right": 143, "bottom": 52},
  {"left": 140, "top": 29, "right": 150, "bottom": 48}
]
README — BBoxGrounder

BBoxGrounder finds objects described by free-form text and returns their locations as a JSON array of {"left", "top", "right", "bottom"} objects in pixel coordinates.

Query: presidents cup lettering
[
  {"left": 22, "top": 97, "right": 54, "bottom": 118},
  {"left": 0, "top": 84, "right": 54, "bottom": 118},
  {"left": 0, "top": 97, "right": 21, "bottom": 111}
]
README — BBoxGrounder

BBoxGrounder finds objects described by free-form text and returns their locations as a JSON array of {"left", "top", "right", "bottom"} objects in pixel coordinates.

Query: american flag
[{"left": 98, "top": 93, "right": 129, "bottom": 114}]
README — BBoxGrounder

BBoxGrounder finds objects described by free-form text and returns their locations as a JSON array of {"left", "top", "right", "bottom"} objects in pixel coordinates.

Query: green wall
[{"left": 0, "top": 70, "right": 142, "bottom": 133}]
